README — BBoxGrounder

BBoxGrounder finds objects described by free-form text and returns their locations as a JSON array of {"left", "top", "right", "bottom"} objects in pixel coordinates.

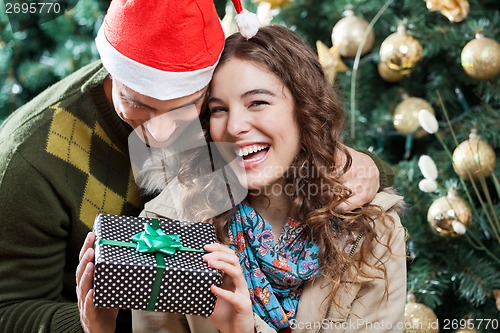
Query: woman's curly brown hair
[{"left": 182, "top": 25, "right": 398, "bottom": 307}]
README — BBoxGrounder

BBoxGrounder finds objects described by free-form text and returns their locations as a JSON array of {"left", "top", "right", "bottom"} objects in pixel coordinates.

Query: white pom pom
[
  {"left": 451, "top": 220, "right": 467, "bottom": 235},
  {"left": 418, "top": 109, "right": 439, "bottom": 134},
  {"left": 235, "top": 10, "right": 260, "bottom": 39},
  {"left": 418, "top": 155, "right": 438, "bottom": 180},
  {"left": 418, "top": 179, "right": 438, "bottom": 192}
]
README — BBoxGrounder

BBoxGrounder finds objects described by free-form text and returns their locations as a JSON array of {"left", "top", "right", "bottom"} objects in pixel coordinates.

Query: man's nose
[{"left": 144, "top": 113, "right": 176, "bottom": 143}]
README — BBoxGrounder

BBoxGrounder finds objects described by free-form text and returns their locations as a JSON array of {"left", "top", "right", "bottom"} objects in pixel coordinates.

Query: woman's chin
[{"left": 247, "top": 179, "right": 282, "bottom": 195}]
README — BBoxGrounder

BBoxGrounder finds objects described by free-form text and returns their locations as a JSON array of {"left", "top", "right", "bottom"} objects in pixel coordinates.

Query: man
[{"left": 0, "top": 1, "right": 393, "bottom": 332}]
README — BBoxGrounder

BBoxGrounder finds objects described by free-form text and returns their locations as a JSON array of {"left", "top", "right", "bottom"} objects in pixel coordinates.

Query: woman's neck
[{"left": 248, "top": 185, "right": 291, "bottom": 241}]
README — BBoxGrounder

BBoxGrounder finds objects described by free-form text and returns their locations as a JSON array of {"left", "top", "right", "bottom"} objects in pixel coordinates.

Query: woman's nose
[{"left": 226, "top": 108, "right": 251, "bottom": 137}]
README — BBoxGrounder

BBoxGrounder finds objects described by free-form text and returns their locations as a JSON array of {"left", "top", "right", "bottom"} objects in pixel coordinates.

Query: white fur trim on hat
[{"left": 96, "top": 27, "right": 218, "bottom": 100}]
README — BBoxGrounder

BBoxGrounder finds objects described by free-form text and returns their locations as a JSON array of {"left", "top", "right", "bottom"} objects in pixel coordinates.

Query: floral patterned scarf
[{"left": 228, "top": 201, "right": 320, "bottom": 330}]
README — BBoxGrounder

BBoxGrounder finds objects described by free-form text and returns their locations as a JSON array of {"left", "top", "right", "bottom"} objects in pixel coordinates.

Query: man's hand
[
  {"left": 337, "top": 146, "right": 380, "bottom": 212},
  {"left": 76, "top": 232, "right": 118, "bottom": 333}
]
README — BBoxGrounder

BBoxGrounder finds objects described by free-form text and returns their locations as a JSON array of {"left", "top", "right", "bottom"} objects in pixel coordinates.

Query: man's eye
[
  {"left": 128, "top": 101, "right": 143, "bottom": 109},
  {"left": 121, "top": 97, "right": 144, "bottom": 109}
]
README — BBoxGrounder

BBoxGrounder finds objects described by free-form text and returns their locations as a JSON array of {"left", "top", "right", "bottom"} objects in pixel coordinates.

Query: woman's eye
[
  {"left": 209, "top": 107, "right": 227, "bottom": 114},
  {"left": 249, "top": 100, "right": 268, "bottom": 107}
]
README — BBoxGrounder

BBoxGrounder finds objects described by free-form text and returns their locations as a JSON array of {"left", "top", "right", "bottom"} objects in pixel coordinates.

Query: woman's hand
[
  {"left": 76, "top": 232, "right": 118, "bottom": 333},
  {"left": 204, "top": 243, "right": 254, "bottom": 333}
]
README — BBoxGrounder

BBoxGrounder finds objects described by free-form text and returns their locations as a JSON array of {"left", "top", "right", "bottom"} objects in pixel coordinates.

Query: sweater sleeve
[
  {"left": 0, "top": 152, "right": 84, "bottom": 333},
  {"left": 359, "top": 150, "right": 395, "bottom": 190}
]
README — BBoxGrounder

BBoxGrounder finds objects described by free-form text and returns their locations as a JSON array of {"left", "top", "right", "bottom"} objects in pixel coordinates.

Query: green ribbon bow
[
  {"left": 96, "top": 218, "right": 205, "bottom": 310},
  {"left": 131, "top": 222, "right": 204, "bottom": 255}
]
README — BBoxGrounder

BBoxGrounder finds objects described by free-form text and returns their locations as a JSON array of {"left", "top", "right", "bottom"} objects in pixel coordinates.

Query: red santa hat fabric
[{"left": 95, "top": 0, "right": 226, "bottom": 100}]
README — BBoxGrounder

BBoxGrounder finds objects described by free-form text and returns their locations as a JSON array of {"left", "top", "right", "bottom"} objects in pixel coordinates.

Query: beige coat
[{"left": 133, "top": 191, "right": 407, "bottom": 333}]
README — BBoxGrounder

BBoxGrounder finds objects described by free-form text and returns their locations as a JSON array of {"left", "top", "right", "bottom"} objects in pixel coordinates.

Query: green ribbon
[
  {"left": 130, "top": 220, "right": 205, "bottom": 255},
  {"left": 95, "top": 218, "right": 205, "bottom": 311}
]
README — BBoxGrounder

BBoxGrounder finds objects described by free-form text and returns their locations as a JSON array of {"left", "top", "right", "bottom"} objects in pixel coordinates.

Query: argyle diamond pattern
[{"left": 46, "top": 103, "right": 140, "bottom": 229}]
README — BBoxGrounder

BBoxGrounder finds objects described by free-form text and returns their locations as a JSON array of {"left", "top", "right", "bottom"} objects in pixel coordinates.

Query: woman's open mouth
[{"left": 236, "top": 144, "right": 270, "bottom": 168}]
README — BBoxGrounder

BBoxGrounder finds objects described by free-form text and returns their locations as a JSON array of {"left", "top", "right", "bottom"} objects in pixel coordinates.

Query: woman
[
  {"left": 77, "top": 25, "right": 406, "bottom": 333},
  {"left": 133, "top": 25, "right": 407, "bottom": 333}
]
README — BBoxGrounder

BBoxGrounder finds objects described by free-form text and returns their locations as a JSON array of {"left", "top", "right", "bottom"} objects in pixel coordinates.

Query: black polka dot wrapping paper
[{"left": 93, "top": 214, "right": 222, "bottom": 316}]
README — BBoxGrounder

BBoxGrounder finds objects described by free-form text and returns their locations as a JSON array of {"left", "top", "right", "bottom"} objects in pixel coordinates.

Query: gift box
[{"left": 93, "top": 214, "right": 222, "bottom": 316}]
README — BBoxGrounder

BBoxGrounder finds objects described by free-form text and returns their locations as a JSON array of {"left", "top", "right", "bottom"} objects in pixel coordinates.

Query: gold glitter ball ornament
[
  {"left": 494, "top": 289, "right": 500, "bottom": 311},
  {"left": 452, "top": 129, "right": 496, "bottom": 181},
  {"left": 331, "top": 9, "right": 375, "bottom": 58},
  {"left": 378, "top": 61, "right": 406, "bottom": 82},
  {"left": 404, "top": 294, "right": 439, "bottom": 333},
  {"left": 455, "top": 329, "right": 480, "bottom": 333},
  {"left": 427, "top": 188, "right": 472, "bottom": 237},
  {"left": 423, "top": 0, "right": 470, "bottom": 22},
  {"left": 380, "top": 24, "right": 423, "bottom": 75},
  {"left": 393, "top": 96, "right": 435, "bottom": 138},
  {"left": 461, "top": 33, "right": 500, "bottom": 80},
  {"left": 253, "top": 0, "right": 290, "bottom": 9}
]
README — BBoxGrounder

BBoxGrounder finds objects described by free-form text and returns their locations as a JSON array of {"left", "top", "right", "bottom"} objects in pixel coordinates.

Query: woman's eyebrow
[
  {"left": 207, "top": 89, "right": 275, "bottom": 104},
  {"left": 241, "top": 89, "right": 275, "bottom": 99}
]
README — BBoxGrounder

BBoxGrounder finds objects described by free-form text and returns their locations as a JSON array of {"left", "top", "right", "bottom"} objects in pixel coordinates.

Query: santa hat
[{"left": 96, "top": 0, "right": 258, "bottom": 100}]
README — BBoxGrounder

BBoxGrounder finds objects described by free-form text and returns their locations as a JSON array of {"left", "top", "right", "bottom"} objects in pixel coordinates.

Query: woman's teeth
[{"left": 236, "top": 144, "right": 269, "bottom": 157}]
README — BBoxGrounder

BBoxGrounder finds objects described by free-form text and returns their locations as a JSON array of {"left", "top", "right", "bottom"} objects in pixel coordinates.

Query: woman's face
[{"left": 208, "top": 58, "right": 300, "bottom": 193}]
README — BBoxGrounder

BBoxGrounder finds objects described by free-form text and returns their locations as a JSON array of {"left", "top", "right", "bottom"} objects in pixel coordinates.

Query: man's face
[{"left": 111, "top": 78, "right": 207, "bottom": 144}]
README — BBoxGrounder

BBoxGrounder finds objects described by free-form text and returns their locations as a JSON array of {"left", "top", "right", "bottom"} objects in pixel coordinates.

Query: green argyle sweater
[{"left": 0, "top": 61, "right": 145, "bottom": 333}]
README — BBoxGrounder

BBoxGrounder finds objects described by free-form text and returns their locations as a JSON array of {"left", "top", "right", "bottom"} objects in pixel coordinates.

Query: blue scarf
[{"left": 228, "top": 202, "right": 320, "bottom": 330}]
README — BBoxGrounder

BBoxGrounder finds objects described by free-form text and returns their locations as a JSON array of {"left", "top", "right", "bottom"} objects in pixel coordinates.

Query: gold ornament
[
  {"left": 253, "top": 0, "right": 290, "bottom": 9},
  {"left": 427, "top": 188, "right": 472, "bottom": 237},
  {"left": 221, "top": 4, "right": 237, "bottom": 37},
  {"left": 452, "top": 129, "right": 496, "bottom": 181},
  {"left": 331, "top": 9, "right": 375, "bottom": 58},
  {"left": 456, "top": 329, "right": 480, "bottom": 333},
  {"left": 256, "top": 2, "right": 273, "bottom": 26},
  {"left": 380, "top": 24, "right": 423, "bottom": 75},
  {"left": 494, "top": 289, "right": 500, "bottom": 311},
  {"left": 404, "top": 294, "right": 439, "bottom": 333},
  {"left": 378, "top": 62, "right": 406, "bottom": 82},
  {"left": 423, "top": 0, "right": 470, "bottom": 22},
  {"left": 316, "top": 41, "right": 348, "bottom": 85},
  {"left": 461, "top": 33, "right": 500, "bottom": 80},
  {"left": 393, "top": 95, "right": 435, "bottom": 138}
]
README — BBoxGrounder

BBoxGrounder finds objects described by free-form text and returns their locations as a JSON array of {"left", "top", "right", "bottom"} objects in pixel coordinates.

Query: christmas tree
[
  {"left": 0, "top": 0, "right": 109, "bottom": 120},
  {"left": 270, "top": 0, "right": 499, "bottom": 331},
  {"left": 1, "top": 0, "right": 499, "bottom": 331}
]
